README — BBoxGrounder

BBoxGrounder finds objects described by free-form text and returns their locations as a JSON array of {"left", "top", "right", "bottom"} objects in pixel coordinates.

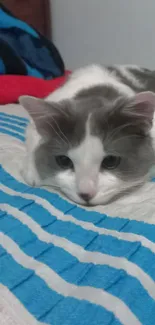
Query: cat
[{"left": 19, "top": 64, "right": 155, "bottom": 205}]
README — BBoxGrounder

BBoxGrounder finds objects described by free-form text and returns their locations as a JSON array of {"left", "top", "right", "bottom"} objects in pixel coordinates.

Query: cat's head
[{"left": 20, "top": 91, "right": 155, "bottom": 205}]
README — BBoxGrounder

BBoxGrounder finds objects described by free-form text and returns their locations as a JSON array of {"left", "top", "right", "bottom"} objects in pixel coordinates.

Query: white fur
[
  {"left": 54, "top": 117, "right": 142, "bottom": 205},
  {"left": 46, "top": 64, "right": 135, "bottom": 103},
  {"left": 53, "top": 117, "right": 104, "bottom": 203},
  {"left": 116, "top": 65, "right": 145, "bottom": 89}
]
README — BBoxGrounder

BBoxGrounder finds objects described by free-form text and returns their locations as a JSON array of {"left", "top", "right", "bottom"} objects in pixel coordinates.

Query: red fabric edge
[{"left": 0, "top": 71, "right": 71, "bottom": 105}]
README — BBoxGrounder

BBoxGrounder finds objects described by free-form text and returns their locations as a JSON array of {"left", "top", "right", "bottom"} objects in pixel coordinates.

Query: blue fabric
[
  {"left": 0, "top": 210, "right": 154, "bottom": 325},
  {"left": 0, "top": 5, "right": 64, "bottom": 79},
  {"left": 1, "top": 112, "right": 155, "bottom": 324},
  {"left": 0, "top": 58, "right": 5, "bottom": 74},
  {"left": 0, "top": 8, "right": 38, "bottom": 37},
  {"left": 0, "top": 247, "right": 118, "bottom": 325}
]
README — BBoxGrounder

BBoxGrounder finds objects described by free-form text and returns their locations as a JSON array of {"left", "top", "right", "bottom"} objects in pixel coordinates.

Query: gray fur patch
[
  {"left": 112, "top": 68, "right": 142, "bottom": 92},
  {"left": 75, "top": 85, "right": 119, "bottom": 101},
  {"left": 129, "top": 67, "right": 155, "bottom": 92},
  {"left": 108, "top": 65, "right": 155, "bottom": 93}
]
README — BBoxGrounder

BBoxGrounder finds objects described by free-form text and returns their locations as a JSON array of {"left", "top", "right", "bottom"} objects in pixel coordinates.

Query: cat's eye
[
  {"left": 56, "top": 155, "right": 73, "bottom": 169},
  {"left": 101, "top": 155, "right": 121, "bottom": 170}
]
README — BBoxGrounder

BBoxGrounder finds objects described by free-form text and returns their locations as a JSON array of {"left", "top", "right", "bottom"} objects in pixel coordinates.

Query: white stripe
[
  {"left": 0, "top": 233, "right": 141, "bottom": 325},
  {"left": 0, "top": 104, "right": 29, "bottom": 120},
  {"left": 0, "top": 284, "right": 46, "bottom": 325},
  {"left": 1, "top": 202, "right": 155, "bottom": 302},
  {"left": 1, "top": 183, "right": 155, "bottom": 254}
]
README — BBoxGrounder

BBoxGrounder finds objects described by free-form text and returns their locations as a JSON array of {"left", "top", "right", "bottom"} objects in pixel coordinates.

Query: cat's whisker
[
  {"left": 50, "top": 115, "right": 70, "bottom": 146},
  {"left": 45, "top": 120, "right": 68, "bottom": 146},
  {"left": 46, "top": 117, "right": 71, "bottom": 147},
  {"left": 104, "top": 123, "right": 135, "bottom": 144},
  {"left": 40, "top": 184, "right": 69, "bottom": 192}
]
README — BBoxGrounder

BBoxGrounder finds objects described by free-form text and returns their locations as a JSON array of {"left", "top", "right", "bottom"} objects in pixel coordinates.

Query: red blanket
[{"left": 0, "top": 74, "right": 70, "bottom": 105}]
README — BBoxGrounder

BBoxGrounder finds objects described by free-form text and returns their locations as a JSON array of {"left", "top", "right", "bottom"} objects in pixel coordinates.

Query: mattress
[{"left": 0, "top": 103, "right": 155, "bottom": 325}]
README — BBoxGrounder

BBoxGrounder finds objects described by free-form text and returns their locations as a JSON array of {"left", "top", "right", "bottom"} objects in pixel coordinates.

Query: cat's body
[
  {"left": 20, "top": 64, "right": 155, "bottom": 205},
  {"left": 47, "top": 65, "right": 155, "bottom": 100}
]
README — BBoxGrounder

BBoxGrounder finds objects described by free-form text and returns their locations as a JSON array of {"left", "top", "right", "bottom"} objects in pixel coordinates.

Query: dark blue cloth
[{"left": 0, "top": 5, "right": 65, "bottom": 79}]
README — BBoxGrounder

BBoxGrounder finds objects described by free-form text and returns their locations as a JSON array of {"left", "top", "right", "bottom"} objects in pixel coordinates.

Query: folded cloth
[
  {"left": 0, "top": 74, "right": 69, "bottom": 104},
  {"left": 0, "top": 4, "right": 65, "bottom": 79}
]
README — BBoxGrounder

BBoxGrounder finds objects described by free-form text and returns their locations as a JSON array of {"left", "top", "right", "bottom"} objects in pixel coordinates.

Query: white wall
[{"left": 51, "top": 0, "right": 155, "bottom": 69}]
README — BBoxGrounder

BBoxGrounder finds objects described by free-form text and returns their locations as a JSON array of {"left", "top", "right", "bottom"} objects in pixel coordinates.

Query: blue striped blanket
[{"left": 0, "top": 104, "right": 155, "bottom": 325}]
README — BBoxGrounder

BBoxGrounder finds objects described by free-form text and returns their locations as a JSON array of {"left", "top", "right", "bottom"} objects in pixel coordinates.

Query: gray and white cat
[{"left": 20, "top": 64, "right": 155, "bottom": 205}]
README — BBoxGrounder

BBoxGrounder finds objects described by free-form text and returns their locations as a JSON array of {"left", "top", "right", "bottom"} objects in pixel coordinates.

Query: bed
[{"left": 0, "top": 3, "right": 155, "bottom": 325}]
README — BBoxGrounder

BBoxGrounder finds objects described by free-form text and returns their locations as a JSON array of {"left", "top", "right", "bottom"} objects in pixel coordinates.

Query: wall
[{"left": 51, "top": 0, "right": 155, "bottom": 69}]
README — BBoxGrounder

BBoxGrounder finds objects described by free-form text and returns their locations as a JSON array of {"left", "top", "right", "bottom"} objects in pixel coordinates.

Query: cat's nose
[{"left": 79, "top": 192, "right": 94, "bottom": 202}]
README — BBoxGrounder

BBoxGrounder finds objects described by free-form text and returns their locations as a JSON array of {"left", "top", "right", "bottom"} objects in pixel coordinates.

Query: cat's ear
[
  {"left": 19, "top": 96, "right": 55, "bottom": 120},
  {"left": 19, "top": 96, "right": 58, "bottom": 135},
  {"left": 124, "top": 91, "right": 155, "bottom": 133},
  {"left": 19, "top": 95, "right": 73, "bottom": 136}
]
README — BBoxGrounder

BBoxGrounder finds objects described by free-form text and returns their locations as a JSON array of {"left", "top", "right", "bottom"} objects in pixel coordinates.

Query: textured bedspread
[{"left": 0, "top": 104, "right": 155, "bottom": 325}]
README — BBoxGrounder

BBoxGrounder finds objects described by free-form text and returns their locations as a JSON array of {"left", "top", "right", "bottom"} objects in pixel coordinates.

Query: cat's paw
[{"left": 21, "top": 162, "right": 40, "bottom": 187}]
